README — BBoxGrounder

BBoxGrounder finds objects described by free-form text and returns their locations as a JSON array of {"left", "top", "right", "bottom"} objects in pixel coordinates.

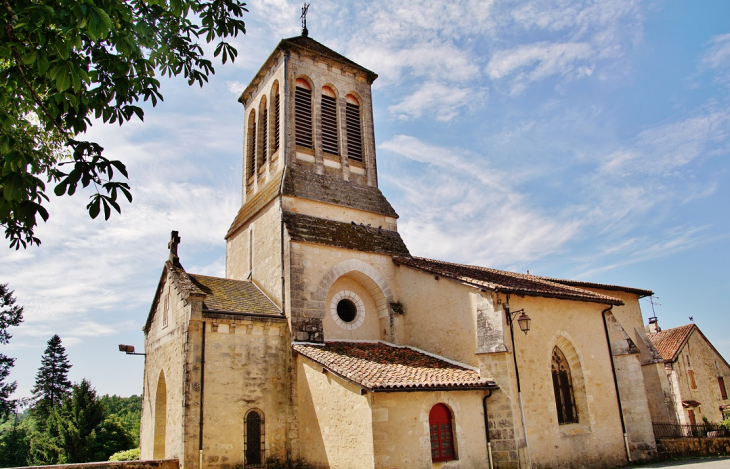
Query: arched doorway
[{"left": 153, "top": 371, "right": 167, "bottom": 459}]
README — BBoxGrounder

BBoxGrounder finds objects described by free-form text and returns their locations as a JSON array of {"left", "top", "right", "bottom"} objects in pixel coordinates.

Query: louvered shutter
[
  {"left": 295, "top": 87, "right": 312, "bottom": 148},
  {"left": 346, "top": 102, "right": 362, "bottom": 161},
  {"left": 321, "top": 95, "right": 338, "bottom": 155}
]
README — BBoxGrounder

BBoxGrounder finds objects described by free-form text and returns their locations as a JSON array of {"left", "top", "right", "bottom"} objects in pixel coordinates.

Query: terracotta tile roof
[
  {"left": 284, "top": 212, "right": 410, "bottom": 256},
  {"left": 392, "top": 256, "right": 623, "bottom": 305},
  {"left": 283, "top": 166, "right": 398, "bottom": 218},
  {"left": 225, "top": 176, "right": 282, "bottom": 239},
  {"left": 293, "top": 342, "right": 496, "bottom": 391},
  {"left": 648, "top": 324, "right": 696, "bottom": 362},
  {"left": 534, "top": 276, "right": 653, "bottom": 297},
  {"left": 188, "top": 274, "right": 281, "bottom": 316}
]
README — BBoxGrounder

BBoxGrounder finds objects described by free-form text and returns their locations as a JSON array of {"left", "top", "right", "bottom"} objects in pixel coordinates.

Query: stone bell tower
[{"left": 224, "top": 33, "right": 407, "bottom": 342}]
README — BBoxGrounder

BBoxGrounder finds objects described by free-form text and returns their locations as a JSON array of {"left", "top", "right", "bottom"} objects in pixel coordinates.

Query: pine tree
[
  {"left": 0, "top": 284, "right": 24, "bottom": 417},
  {"left": 31, "top": 335, "right": 72, "bottom": 422},
  {"left": 55, "top": 379, "right": 104, "bottom": 463}
]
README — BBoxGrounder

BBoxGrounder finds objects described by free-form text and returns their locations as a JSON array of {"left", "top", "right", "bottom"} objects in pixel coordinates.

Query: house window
[
  {"left": 552, "top": 346, "right": 578, "bottom": 424},
  {"left": 689, "top": 370, "right": 697, "bottom": 389},
  {"left": 719, "top": 376, "right": 727, "bottom": 400},
  {"left": 429, "top": 404, "right": 455, "bottom": 463},
  {"left": 244, "top": 409, "right": 265, "bottom": 467},
  {"left": 321, "top": 86, "right": 338, "bottom": 155},
  {"left": 345, "top": 94, "right": 363, "bottom": 162},
  {"left": 258, "top": 97, "right": 268, "bottom": 168},
  {"left": 295, "top": 78, "right": 312, "bottom": 149},
  {"left": 247, "top": 109, "right": 256, "bottom": 180}
]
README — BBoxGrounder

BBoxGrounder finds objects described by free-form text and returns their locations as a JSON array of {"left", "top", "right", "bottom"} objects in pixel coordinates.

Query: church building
[{"left": 139, "top": 31, "right": 676, "bottom": 469}]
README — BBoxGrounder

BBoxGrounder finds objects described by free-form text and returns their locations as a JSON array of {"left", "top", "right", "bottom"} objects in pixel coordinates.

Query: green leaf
[
  {"left": 88, "top": 197, "right": 101, "bottom": 219},
  {"left": 21, "top": 51, "right": 37, "bottom": 65}
]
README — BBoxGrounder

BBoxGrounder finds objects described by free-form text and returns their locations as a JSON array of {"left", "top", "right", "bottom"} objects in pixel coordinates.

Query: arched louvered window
[
  {"left": 345, "top": 94, "right": 363, "bottom": 162},
  {"left": 552, "top": 346, "right": 578, "bottom": 424},
  {"left": 321, "top": 86, "right": 338, "bottom": 155},
  {"left": 271, "top": 81, "right": 280, "bottom": 156},
  {"left": 295, "top": 78, "right": 312, "bottom": 149},
  {"left": 258, "top": 97, "right": 268, "bottom": 169},
  {"left": 246, "top": 109, "right": 256, "bottom": 180},
  {"left": 244, "top": 409, "right": 265, "bottom": 467},
  {"left": 429, "top": 403, "right": 455, "bottom": 462}
]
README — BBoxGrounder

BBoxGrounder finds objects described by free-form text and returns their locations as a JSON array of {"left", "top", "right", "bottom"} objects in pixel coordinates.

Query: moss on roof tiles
[
  {"left": 284, "top": 212, "right": 409, "bottom": 256},
  {"left": 187, "top": 274, "right": 280, "bottom": 316},
  {"left": 283, "top": 167, "right": 398, "bottom": 218},
  {"left": 393, "top": 256, "right": 623, "bottom": 305}
]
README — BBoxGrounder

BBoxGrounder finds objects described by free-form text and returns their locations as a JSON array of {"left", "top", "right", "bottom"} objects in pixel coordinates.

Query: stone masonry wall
[
  {"left": 17, "top": 459, "right": 179, "bottom": 469},
  {"left": 141, "top": 271, "right": 193, "bottom": 462}
]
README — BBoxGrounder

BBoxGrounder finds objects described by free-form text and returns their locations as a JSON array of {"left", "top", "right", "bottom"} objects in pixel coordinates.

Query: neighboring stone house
[
  {"left": 139, "top": 32, "right": 670, "bottom": 469},
  {"left": 647, "top": 321, "right": 730, "bottom": 425}
]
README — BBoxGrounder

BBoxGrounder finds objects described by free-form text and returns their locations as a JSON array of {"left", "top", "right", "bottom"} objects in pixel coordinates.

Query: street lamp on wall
[
  {"left": 118, "top": 344, "right": 146, "bottom": 356},
  {"left": 504, "top": 301, "right": 532, "bottom": 469}
]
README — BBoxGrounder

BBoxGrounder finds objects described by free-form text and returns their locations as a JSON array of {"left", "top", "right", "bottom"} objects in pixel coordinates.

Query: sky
[{"left": 2, "top": 0, "right": 730, "bottom": 399}]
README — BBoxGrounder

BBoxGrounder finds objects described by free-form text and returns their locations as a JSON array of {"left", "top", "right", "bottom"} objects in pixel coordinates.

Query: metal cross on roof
[
  {"left": 301, "top": 3, "right": 310, "bottom": 37},
  {"left": 168, "top": 230, "right": 181, "bottom": 265}
]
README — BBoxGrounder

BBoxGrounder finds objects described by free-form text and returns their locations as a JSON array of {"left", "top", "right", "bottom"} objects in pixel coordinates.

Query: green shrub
[{"left": 109, "top": 448, "right": 139, "bottom": 461}]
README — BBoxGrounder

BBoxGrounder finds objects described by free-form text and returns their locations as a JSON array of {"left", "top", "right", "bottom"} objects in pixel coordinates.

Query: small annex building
[
  {"left": 139, "top": 32, "right": 675, "bottom": 469},
  {"left": 647, "top": 321, "right": 730, "bottom": 425}
]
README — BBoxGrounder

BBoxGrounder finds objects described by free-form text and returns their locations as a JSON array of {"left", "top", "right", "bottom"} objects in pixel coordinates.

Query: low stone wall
[
  {"left": 14, "top": 459, "right": 178, "bottom": 469},
  {"left": 659, "top": 437, "right": 730, "bottom": 457}
]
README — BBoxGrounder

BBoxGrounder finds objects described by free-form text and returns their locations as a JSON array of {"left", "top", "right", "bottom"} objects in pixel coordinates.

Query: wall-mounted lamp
[{"left": 118, "top": 344, "right": 146, "bottom": 356}]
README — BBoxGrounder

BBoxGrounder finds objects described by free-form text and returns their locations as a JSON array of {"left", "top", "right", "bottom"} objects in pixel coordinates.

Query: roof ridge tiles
[{"left": 392, "top": 256, "right": 623, "bottom": 306}]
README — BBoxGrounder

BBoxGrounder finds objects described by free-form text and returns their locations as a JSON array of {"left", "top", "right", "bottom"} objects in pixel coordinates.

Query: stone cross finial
[
  {"left": 168, "top": 230, "right": 181, "bottom": 265},
  {"left": 301, "top": 3, "right": 310, "bottom": 37}
]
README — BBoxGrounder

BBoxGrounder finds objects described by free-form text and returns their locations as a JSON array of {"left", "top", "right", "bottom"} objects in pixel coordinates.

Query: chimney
[{"left": 646, "top": 316, "right": 661, "bottom": 334}]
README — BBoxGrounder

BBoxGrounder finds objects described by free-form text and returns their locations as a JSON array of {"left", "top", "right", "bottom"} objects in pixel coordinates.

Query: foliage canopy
[{"left": 1, "top": 0, "right": 248, "bottom": 248}]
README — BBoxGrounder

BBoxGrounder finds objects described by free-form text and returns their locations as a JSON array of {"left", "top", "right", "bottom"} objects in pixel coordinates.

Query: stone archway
[
  {"left": 153, "top": 370, "right": 167, "bottom": 459},
  {"left": 311, "top": 259, "right": 394, "bottom": 322}
]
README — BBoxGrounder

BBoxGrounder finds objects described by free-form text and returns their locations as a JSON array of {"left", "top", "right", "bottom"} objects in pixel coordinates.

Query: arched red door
[{"left": 429, "top": 403, "right": 455, "bottom": 462}]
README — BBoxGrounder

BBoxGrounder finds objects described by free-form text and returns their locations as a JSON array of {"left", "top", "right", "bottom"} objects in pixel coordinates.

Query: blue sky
[{"left": 2, "top": 0, "right": 729, "bottom": 399}]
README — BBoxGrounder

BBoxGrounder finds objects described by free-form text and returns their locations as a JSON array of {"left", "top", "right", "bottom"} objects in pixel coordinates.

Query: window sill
[{"left": 559, "top": 423, "right": 591, "bottom": 437}]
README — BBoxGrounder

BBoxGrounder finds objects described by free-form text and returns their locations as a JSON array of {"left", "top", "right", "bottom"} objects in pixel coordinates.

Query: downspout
[
  {"left": 279, "top": 52, "right": 289, "bottom": 320},
  {"left": 199, "top": 321, "right": 206, "bottom": 469},
  {"left": 601, "top": 306, "right": 632, "bottom": 463},
  {"left": 482, "top": 390, "right": 494, "bottom": 469}
]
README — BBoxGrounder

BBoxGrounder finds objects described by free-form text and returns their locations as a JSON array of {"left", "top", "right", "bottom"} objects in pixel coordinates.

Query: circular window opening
[{"left": 337, "top": 299, "right": 358, "bottom": 323}]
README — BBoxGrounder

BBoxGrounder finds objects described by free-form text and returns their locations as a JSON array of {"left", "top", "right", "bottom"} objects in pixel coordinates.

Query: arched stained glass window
[
  {"left": 552, "top": 346, "right": 578, "bottom": 424},
  {"left": 429, "top": 403, "right": 455, "bottom": 462}
]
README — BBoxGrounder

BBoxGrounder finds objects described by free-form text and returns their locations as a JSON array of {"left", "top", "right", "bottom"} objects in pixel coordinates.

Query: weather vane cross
[{"left": 301, "top": 3, "right": 310, "bottom": 37}]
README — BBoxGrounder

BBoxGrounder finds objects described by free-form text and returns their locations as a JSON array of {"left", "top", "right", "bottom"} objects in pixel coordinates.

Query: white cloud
[
  {"left": 387, "top": 82, "right": 485, "bottom": 122},
  {"left": 381, "top": 135, "right": 581, "bottom": 265},
  {"left": 486, "top": 41, "right": 593, "bottom": 93},
  {"left": 600, "top": 109, "right": 730, "bottom": 176}
]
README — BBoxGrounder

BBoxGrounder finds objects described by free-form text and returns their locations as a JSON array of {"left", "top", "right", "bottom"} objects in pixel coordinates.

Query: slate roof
[
  {"left": 293, "top": 342, "right": 497, "bottom": 391},
  {"left": 188, "top": 274, "right": 281, "bottom": 316},
  {"left": 283, "top": 167, "right": 398, "bottom": 218},
  {"left": 280, "top": 35, "right": 377, "bottom": 81},
  {"left": 392, "top": 256, "right": 623, "bottom": 305},
  {"left": 240, "top": 35, "right": 377, "bottom": 105},
  {"left": 284, "top": 212, "right": 410, "bottom": 256},
  {"left": 648, "top": 324, "right": 696, "bottom": 362},
  {"left": 534, "top": 276, "right": 653, "bottom": 297},
  {"left": 226, "top": 176, "right": 282, "bottom": 239}
]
